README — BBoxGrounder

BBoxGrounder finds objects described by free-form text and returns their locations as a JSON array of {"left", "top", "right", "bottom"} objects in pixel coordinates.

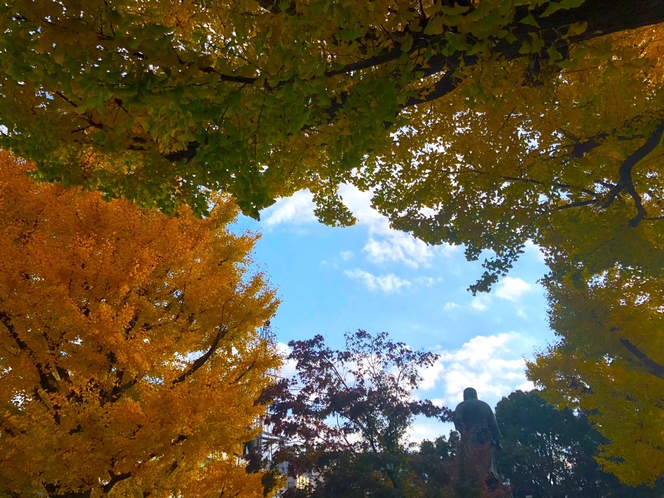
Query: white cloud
[
  {"left": 259, "top": 185, "right": 457, "bottom": 270},
  {"left": 470, "top": 294, "right": 491, "bottom": 311},
  {"left": 337, "top": 185, "right": 436, "bottom": 268},
  {"left": 276, "top": 342, "right": 298, "bottom": 379},
  {"left": 418, "top": 333, "right": 537, "bottom": 410},
  {"left": 524, "top": 240, "right": 546, "bottom": 263},
  {"left": 262, "top": 191, "right": 317, "bottom": 226},
  {"left": 407, "top": 420, "right": 450, "bottom": 445},
  {"left": 414, "top": 276, "right": 437, "bottom": 287},
  {"left": 495, "top": 277, "right": 532, "bottom": 302},
  {"left": 443, "top": 302, "right": 460, "bottom": 311},
  {"left": 419, "top": 360, "right": 445, "bottom": 390},
  {"left": 516, "top": 380, "right": 535, "bottom": 391},
  {"left": 340, "top": 250, "right": 354, "bottom": 261},
  {"left": 363, "top": 234, "right": 433, "bottom": 268},
  {"left": 344, "top": 269, "right": 411, "bottom": 293},
  {"left": 438, "top": 243, "right": 462, "bottom": 258}
]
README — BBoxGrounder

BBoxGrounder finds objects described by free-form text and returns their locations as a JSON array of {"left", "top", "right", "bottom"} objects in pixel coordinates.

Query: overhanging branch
[
  {"left": 155, "top": 0, "right": 664, "bottom": 164},
  {"left": 601, "top": 119, "right": 664, "bottom": 227}
]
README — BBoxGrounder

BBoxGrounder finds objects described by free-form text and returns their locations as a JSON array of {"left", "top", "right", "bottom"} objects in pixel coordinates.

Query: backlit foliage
[
  {"left": 527, "top": 266, "right": 664, "bottom": 487},
  {"left": 0, "top": 152, "right": 280, "bottom": 497},
  {"left": 2, "top": 0, "right": 664, "bottom": 487},
  {"left": 0, "top": 0, "right": 662, "bottom": 222},
  {"left": 379, "top": 22, "right": 664, "bottom": 292}
]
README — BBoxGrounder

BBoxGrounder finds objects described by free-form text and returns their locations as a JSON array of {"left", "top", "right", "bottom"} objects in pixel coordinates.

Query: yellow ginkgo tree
[
  {"left": 526, "top": 262, "right": 664, "bottom": 487},
  {"left": 0, "top": 152, "right": 280, "bottom": 497}
]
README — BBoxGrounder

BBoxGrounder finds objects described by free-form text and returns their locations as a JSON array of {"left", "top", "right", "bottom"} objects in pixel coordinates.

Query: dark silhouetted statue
[{"left": 454, "top": 387, "right": 503, "bottom": 479}]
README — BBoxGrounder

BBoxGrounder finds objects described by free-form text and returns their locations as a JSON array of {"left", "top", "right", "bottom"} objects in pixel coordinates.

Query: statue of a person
[{"left": 453, "top": 387, "right": 502, "bottom": 477}]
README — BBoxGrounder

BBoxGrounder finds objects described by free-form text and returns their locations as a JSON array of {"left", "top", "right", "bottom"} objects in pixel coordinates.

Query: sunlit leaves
[
  {"left": 0, "top": 152, "right": 280, "bottom": 497},
  {"left": 527, "top": 266, "right": 664, "bottom": 487}
]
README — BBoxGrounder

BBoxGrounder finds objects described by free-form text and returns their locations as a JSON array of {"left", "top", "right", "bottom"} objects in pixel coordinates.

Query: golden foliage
[
  {"left": 527, "top": 267, "right": 664, "bottom": 487},
  {"left": 1, "top": 0, "right": 664, "bottom": 488},
  {"left": 0, "top": 152, "right": 280, "bottom": 497},
  {"left": 363, "top": 21, "right": 664, "bottom": 486}
]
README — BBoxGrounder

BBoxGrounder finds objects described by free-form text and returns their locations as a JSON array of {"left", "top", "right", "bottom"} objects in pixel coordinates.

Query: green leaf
[
  {"left": 547, "top": 45, "right": 563, "bottom": 61},
  {"left": 567, "top": 21, "right": 588, "bottom": 37},
  {"left": 541, "top": 0, "right": 585, "bottom": 18},
  {"left": 424, "top": 15, "right": 445, "bottom": 35},
  {"left": 556, "top": 58, "right": 579, "bottom": 69},
  {"left": 440, "top": 4, "right": 470, "bottom": 15},
  {"left": 401, "top": 34, "right": 414, "bottom": 53},
  {"left": 520, "top": 14, "right": 539, "bottom": 27},
  {"left": 603, "top": 60, "right": 621, "bottom": 77}
]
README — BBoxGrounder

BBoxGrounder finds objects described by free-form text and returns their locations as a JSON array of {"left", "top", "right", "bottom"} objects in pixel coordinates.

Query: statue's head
[{"left": 463, "top": 387, "right": 478, "bottom": 400}]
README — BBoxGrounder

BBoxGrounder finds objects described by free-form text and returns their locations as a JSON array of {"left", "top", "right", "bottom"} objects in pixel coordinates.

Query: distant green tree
[
  {"left": 411, "top": 432, "right": 460, "bottom": 498},
  {"left": 495, "top": 390, "right": 664, "bottom": 498},
  {"left": 419, "top": 432, "right": 460, "bottom": 462}
]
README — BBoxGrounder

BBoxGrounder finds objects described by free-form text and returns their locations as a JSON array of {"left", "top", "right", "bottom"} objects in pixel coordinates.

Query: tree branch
[
  {"left": 155, "top": 0, "right": 664, "bottom": 164},
  {"left": 601, "top": 119, "right": 664, "bottom": 227},
  {"left": 230, "top": 359, "right": 257, "bottom": 385},
  {"left": 619, "top": 338, "right": 664, "bottom": 380},
  {"left": 0, "top": 311, "right": 58, "bottom": 394},
  {"left": 558, "top": 199, "right": 599, "bottom": 211},
  {"left": 173, "top": 326, "right": 228, "bottom": 384},
  {"left": 102, "top": 471, "right": 132, "bottom": 495}
]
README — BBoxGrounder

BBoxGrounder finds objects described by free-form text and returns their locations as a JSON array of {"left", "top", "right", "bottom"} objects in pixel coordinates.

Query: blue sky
[{"left": 235, "top": 185, "right": 554, "bottom": 441}]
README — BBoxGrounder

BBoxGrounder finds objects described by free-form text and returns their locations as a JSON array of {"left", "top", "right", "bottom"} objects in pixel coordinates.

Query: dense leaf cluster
[
  {"left": 0, "top": 152, "right": 280, "bottom": 497},
  {"left": 1, "top": 0, "right": 664, "bottom": 487}
]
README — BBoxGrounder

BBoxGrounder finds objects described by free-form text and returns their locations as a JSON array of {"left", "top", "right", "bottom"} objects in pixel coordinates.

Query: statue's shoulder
[{"left": 477, "top": 399, "right": 492, "bottom": 410}]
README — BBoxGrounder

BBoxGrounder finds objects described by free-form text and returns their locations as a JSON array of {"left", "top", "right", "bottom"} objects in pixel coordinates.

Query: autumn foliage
[
  {"left": 527, "top": 267, "right": 664, "bottom": 487},
  {"left": 0, "top": 152, "right": 280, "bottom": 497},
  {"left": 1, "top": 0, "right": 664, "bottom": 489},
  {"left": 0, "top": 0, "right": 662, "bottom": 219}
]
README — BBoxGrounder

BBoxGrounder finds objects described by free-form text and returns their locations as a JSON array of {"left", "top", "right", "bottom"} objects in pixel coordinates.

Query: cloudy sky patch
[
  {"left": 238, "top": 186, "right": 552, "bottom": 442},
  {"left": 344, "top": 269, "right": 411, "bottom": 293},
  {"left": 495, "top": 277, "right": 533, "bottom": 302}
]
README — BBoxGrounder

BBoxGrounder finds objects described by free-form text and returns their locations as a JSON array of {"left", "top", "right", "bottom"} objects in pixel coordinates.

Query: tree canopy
[
  {"left": 2, "top": 0, "right": 664, "bottom": 487},
  {"left": 1, "top": 0, "right": 663, "bottom": 292},
  {"left": 527, "top": 264, "right": 664, "bottom": 487},
  {"left": 0, "top": 0, "right": 662, "bottom": 225},
  {"left": 266, "top": 330, "right": 455, "bottom": 497},
  {"left": 0, "top": 152, "right": 280, "bottom": 497},
  {"left": 495, "top": 390, "right": 664, "bottom": 497}
]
